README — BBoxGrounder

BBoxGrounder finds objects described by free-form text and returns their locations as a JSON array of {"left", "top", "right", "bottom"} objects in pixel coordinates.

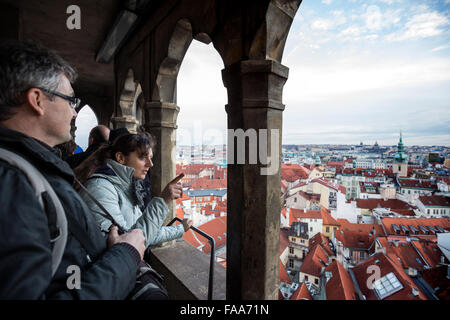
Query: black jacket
[
  {"left": 0, "top": 126, "right": 140, "bottom": 299},
  {"left": 66, "top": 143, "right": 102, "bottom": 169}
]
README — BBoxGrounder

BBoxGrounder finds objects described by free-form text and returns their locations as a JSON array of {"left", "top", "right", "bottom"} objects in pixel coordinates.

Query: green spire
[{"left": 394, "top": 131, "right": 407, "bottom": 163}]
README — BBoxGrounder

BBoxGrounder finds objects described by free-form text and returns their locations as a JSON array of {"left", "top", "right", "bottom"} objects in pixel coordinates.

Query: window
[
  {"left": 304, "top": 275, "right": 308, "bottom": 282},
  {"left": 326, "top": 226, "right": 330, "bottom": 233},
  {"left": 360, "top": 252, "right": 365, "bottom": 259},
  {"left": 315, "top": 278, "right": 319, "bottom": 285},
  {"left": 373, "top": 272, "right": 403, "bottom": 300},
  {"left": 294, "top": 197, "right": 297, "bottom": 203},
  {"left": 288, "top": 259, "right": 294, "bottom": 269},
  {"left": 289, "top": 247, "right": 294, "bottom": 255},
  {"left": 310, "top": 227, "right": 313, "bottom": 232}
]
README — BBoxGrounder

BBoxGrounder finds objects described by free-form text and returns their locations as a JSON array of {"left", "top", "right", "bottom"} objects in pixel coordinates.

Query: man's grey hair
[{"left": 0, "top": 40, "right": 77, "bottom": 121}]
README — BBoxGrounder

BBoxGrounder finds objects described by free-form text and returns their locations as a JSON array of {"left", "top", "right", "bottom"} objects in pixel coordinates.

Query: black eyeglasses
[{"left": 37, "top": 87, "right": 81, "bottom": 109}]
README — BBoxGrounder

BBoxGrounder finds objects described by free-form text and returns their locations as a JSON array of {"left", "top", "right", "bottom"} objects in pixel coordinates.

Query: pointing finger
[{"left": 169, "top": 173, "right": 184, "bottom": 184}]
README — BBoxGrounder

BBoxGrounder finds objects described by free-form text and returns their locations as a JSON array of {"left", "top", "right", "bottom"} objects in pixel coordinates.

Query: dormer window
[{"left": 373, "top": 272, "right": 403, "bottom": 300}]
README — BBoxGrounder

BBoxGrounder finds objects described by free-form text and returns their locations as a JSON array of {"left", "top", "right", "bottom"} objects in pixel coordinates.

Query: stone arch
[
  {"left": 113, "top": 68, "right": 141, "bottom": 130},
  {"left": 248, "top": 0, "right": 301, "bottom": 62},
  {"left": 118, "top": 68, "right": 138, "bottom": 117},
  {"left": 151, "top": 18, "right": 193, "bottom": 103},
  {"left": 134, "top": 84, "right": 145, "bottom": 125}
]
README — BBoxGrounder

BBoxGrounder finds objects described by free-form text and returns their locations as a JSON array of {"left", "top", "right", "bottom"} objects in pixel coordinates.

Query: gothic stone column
[
  {"left": 110, "top": 116, "right": 140, "bottom": 132},
  {"left": 223, "top": 59, "right": 288, "bottom": 299},
  {"left": 142, "top": 101, "right": 179, "bottom": 222}
]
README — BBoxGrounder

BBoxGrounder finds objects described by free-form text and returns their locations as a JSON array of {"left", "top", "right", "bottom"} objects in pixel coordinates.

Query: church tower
[{"left": 393, "top": 131, "right": 408, "bottom": 177}]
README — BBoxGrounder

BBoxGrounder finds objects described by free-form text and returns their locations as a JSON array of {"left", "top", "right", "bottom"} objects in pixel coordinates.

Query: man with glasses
[{"left": 0, "top": 40, "right": 146, "bottom": 299}]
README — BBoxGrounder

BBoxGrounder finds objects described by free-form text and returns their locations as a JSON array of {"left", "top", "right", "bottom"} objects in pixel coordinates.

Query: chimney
[{"left": 408, "top": 268, "right": 418, "bottom": 277}]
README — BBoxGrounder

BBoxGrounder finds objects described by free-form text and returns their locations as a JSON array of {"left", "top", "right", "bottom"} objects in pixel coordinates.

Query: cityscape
[{"left": 174, "top": 133, "right": 450, "bottom": 300}]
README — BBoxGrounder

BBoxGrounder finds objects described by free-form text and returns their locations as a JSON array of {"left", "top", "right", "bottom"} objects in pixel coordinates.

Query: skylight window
[{"left": 373, "top": 272, "right": 403, "bottom": 300}]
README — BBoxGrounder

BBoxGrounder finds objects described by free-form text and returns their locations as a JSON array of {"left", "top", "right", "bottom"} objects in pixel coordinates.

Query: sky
[
  {"left": 281, "top": 0, "right": 450, "bottom": 146},
  {"left": 77, "top": 0, "right": 450, "bottom": 148},
  {"left": 75, "top": 106, "right": 97, "bottom": 150}
]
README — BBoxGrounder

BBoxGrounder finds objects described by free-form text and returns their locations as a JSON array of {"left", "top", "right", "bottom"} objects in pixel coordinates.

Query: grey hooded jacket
[{"left": 80, "top": 159, "right": 184, "bottom": 247}]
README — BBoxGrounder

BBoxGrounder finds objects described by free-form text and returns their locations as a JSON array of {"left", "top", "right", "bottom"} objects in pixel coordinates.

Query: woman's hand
[
  {"left": 182, "top": 218, "right": 193, "bottom": 232},
  {"left": 161, "top": 173, "right": 184, "bottom": 205}
]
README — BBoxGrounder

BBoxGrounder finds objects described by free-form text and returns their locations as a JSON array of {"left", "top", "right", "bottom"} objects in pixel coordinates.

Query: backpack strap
[{"left": 0, "top": 148, "right": 68, "bottom": 277}]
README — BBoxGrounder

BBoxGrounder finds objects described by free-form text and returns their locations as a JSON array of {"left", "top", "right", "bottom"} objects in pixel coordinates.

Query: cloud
[
  {"left": 322, "top": 0, "right": 333, "bottom": 5},
  {"left": 284, "top": 53, "right": 450, "bottom": 107},
  {"left": 431, "top": 44, "right": 450, "bottom": 52},
  {"left": 311, "top": 18, "right": 334, "bottom": 31},
  {"left": 386, "top": 11, "right": 450, "bottom": 41},
  {"left": 339, "top": 26, "right": 363, "bottom": 37}
]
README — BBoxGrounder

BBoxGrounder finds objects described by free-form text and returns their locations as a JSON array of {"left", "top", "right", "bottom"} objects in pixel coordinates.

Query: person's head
[
  {"left": 108, "top": 127, "right": 130, "bottom": 144},
  {"left": 89, "top": 125, "right": 110, "bottom": 146},
  {"left": 74, "top": 132, "right": 156, "bottom": 186},
  {"left": 112, "top": 133, "right": 155, "bottom": 180},
  {"left": 0, "top": 40, "right": 78, "bottom": 147}
]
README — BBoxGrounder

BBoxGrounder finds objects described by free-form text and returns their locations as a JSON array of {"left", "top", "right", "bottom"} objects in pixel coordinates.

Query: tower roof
[{"left": 394, "top": 132, "right": 408, "bottom": 163}]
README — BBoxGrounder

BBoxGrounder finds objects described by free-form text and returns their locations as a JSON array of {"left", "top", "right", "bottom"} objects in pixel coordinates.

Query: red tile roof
[
  {"left": 182, "top": 217, "right": 227, "bottom": 254},
  {"left": 335, "top": 220, "right": 385, "bottom": 250},
  {"left": 176, "top": 192, "right": 191, "bottom": 204},
  {"left": 280, "top": 227, "right": 290, "bottom": 255},
  {"left": 376, "top": 237, "right": 428, "bottom": 271},
  {"left": 352, "top": 253, "right": 428, "bottom": 300},
  {"left": 279, "top": 260, "right": 291, "bottom": 285},
  {"left": 418, "top": 195, "right": 450, "bottom": 207},
  {"left": 398, "top": 178, "right": 436, "bottom": 190},
  {"left": 290, "top": 282, "right": 312, "bottom": 300},
  {"left": 288, "top": 207, "right": 340, "bottom": 227},
  {"left": 321, "top": 207, "right": 340, "bottom": 226},
  {"left": 299, "top": 245, "right": 329, "bottom": 278},
  {"left": 411, "top": 239, "right": 447, "bottom": 268},
  {"left": 356, "top": 199, "right": 414, "bottom": 211},
  {"left": 381, "top": 217, "right": 450, "bottom": 236},
  {"left": 324, "top": 260, "right": 357, "bottom": 300},
  {"left": 177, "top": 163, "right": 217, "bottom": 175},
  {"left": 311, "top": 178, "right": 345, "bottom": 194},
  {"left": 309, "top": 232, "right": 334, "bottom": 257},
  {"left": 420, "top": 265, "right": 450, "bottom": 300},
  {"left": 281, "top": 164, "right": 310, "bottom": 182},
  {"left": 390, "top": 209, "right": 416, "bottom": 217},
  {"left": 289, "top": 208, "right": 322, "bottom": 226},
  {"left": 191, "top": 177, "right": 227, "bottom": 190}
]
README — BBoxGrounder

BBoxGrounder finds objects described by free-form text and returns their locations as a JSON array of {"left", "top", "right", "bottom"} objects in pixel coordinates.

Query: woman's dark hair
[
  {"left": 55, "top": 139, "right": 77, "bottom": 160},
  {"left": 74, "top": 132, "right": 156, "bottom": 189}
]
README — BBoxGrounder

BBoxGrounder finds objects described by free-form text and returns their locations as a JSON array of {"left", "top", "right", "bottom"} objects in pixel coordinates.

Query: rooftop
[
  {"left": 324, "top": 260, "right": 357, "bottom": 300},
  {"left": 352, "top": 253, "right": 428, "bottom": 300}
]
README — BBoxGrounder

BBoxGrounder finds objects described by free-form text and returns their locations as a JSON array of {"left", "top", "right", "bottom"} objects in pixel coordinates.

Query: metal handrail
[{"left": 168, "top": 217, "right": 216, "bottom": 300}]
